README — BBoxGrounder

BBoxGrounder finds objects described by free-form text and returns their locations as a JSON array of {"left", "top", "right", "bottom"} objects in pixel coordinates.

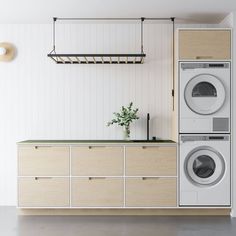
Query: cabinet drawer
[
  {"left": 126, "top": 177, "right": 177, "bottom": 207},
  {"left": 18, "top": 177, "right": 70, "bottom": 207},
  {"left": 179, "top": 30, "right": 231, "bottom": 60},
  {"left": 126, "top": 146, "right": 176, "bottom": 176},
  {"left": 71, "top": 177, "right": 123, "bottom": 207},
  {"left": 18, "top": 146, "right": 70, "bottom": 176},
  {"left": 71, "top": 146, "right": 123, "bottom": 176}
]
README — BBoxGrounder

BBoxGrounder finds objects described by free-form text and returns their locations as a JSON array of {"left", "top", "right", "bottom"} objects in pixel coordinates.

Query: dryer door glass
[
  {"left": 185, "top": 147, "right": 225, "bottom": 186},
  {"left": 192, "top": 82, "right": 217, "bottom": 97},
  {"left": 184, "top": 74, "right": 225, "bottom": 115}
]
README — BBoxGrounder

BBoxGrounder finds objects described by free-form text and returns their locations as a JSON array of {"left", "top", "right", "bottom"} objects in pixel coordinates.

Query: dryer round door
[
  {"left": 185, "top": 146, "right": 225, "bottom": 186},
  {"left": 184, "top": 74, "right": 225, "bottom": 115}
]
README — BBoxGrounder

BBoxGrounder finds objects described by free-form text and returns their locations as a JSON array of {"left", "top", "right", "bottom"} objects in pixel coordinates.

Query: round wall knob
[
  {"left": 0, "top": 47, "right": 7, "bottom": 55},
  {"left": 0, "top": 42, "right": 15, "bottom": 61}
]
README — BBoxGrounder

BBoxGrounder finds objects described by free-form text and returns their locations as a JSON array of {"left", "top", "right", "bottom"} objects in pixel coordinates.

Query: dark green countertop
[{"left": 18, "top": 139, "right": 175, "bottom": 144}]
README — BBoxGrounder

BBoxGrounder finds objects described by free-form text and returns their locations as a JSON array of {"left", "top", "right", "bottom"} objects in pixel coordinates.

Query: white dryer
[
  {"left": 179, "top": 62, "right": 231, "bottom": 133},
  {"left": 179, "top": 134, "right": 231, "bottom": 206}
]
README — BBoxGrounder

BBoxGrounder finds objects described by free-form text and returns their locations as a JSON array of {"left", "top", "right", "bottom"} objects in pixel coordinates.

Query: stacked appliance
[{"left": 179, "top": 62, "right": 231, "bottom": 206}]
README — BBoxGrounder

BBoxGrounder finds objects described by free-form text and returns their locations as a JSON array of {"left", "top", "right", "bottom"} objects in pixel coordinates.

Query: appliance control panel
[
  {"left": 181, "top": 135, "right": 229, "bottom": 142},
  {"left": 181, "top": 62, "right": 230, "bottom": 70}
]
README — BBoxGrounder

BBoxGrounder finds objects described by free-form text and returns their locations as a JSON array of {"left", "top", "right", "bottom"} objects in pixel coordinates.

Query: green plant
[{"left": 107, "top": 102, "right": 139, "bottom": 139}]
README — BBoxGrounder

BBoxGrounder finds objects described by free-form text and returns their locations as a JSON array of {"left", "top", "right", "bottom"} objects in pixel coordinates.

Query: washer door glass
[
  {"left": 193, "top": 155, "right": 215, "bottom": 178},
  {"left": 185, "top": 147, "right": 225, "bottom": 186},
  {"left": 184, "top": 74, "right": 225, "bottom": 115}
]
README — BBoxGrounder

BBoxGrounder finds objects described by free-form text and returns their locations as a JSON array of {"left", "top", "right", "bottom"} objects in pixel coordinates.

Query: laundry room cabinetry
[
  {"left": 126, "top": 146, "right": 176, "bottom": 176},
  {"left": 17, "top": 141, "right": 176, "bottom": 209},
  {"left": 126, "top": 177, "right": 176, "bottom": 207},
  {"left": 18, "top": 177, "right": 70, "bottom": 207},
  {"left": 71, "top": 177, "right": 124, "bottom": 207},
  {"left": 125, "top": 146, "right": 177, "bottom": 207},
  {"left": 71, "top": 145, "right": 124, "bottom": 207},
  {"left": 18, "top": 145, "right": 70, "bottom": 207},
  {"left": 71, "top": 146, "right": 124, "bottom": 176},
  {"left": 178, "top": 29, "right": 231, "bottom": 60}
]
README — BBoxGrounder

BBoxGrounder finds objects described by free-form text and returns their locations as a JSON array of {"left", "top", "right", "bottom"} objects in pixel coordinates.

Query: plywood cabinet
[
  {"left": 71, "top": 177, "right": 123, "bottom": 207},
  {"left": 18, "top": 146, "right": 70, "bottom": 176},
  {"left": 179, "top": 30, "right": 231, "bottom": 60},
  {"left": 18, "top": 177, "right": 70, "bottom": 207},
  {"left": 17, "top": 142, "right": 177, "bottom": 209},
  {"left": 126, "top": 146, "right": 176, "bottom": 176},
  {"left": 126, "top": 177, "right": 177, "bottom": 207},
  {"left": 18, "top": 145, "right": 70, "bottom": 208},
  {"left": 71, "top": 146, "right": 123, "bottom": 176}
]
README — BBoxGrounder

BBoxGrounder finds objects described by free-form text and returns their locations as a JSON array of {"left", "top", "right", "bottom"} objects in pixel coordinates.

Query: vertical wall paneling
[{"left": 0, "top": 22, "right": 214, "bottom": 205}]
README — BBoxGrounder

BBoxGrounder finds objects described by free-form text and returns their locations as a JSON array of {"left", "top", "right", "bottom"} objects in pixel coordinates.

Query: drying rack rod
[
  {"left": 48, "top": 17, "right": 175, "bottom": 67},
  {"left": 54, "top": 17, "right": 174, "bottom": 21}
]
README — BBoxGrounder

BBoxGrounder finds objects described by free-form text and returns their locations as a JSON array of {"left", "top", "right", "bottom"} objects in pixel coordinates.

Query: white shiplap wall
[{"left": 0, "top": 22, "right": 216, "bottom": 205}]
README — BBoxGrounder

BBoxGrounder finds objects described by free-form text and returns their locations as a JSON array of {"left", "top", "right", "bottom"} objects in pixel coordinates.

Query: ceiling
[{"left": 0, "top": 0, "right": 235, "bottom": 24}]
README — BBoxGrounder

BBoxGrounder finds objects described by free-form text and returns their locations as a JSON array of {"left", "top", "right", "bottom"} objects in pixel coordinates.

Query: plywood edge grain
[{"left": 18, "top": 209, "right": 231, "bottom": 216}]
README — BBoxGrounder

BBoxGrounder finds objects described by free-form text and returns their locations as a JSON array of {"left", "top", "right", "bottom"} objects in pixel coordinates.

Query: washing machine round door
[
  {"left": 184, "top": 74, "right": 225, "bottom": 115},
  {"left": 185, "top": 147, "right": 225, "bottom": 186}
]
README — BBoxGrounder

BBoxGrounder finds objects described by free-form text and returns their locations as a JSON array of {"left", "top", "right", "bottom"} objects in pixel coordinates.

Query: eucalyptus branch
[{"left": 107, "top": 102, "right": 139, "bottom": 128}]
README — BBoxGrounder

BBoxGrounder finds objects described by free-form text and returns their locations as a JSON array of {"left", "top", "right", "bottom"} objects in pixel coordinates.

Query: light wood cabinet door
[
  {"left": 18, "top": 177, "right": 70, "bottom": 207},
  {"left": 18, "top": 146, "right": 70, "bottom": 176},
  {"left": 126, "top": 177, "right": 177, "bottom": 207},
  {"left": 179, "top": 30, "right": 231, "bottom": 60},
  {"left": 126, "top": 146, "right": 176, "bottom": 176},
  {"left": 71, "top": 146, "right": 124, "bottom": 176},
  {"left": 71, "top": 177, "right": 124, "bottom": 207}
]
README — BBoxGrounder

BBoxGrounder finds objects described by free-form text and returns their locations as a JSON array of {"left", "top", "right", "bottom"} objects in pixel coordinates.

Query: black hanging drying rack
[{"left": 47, "top": 17, "right": 175, "bottom": 64}]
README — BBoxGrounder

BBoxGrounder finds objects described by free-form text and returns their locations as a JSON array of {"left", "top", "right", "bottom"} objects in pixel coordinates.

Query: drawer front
[
  {"left": 71, "top": 146, "right": 124, "bottom": 176},
  {"left": 126, "top": 177, "right": 177, "bottom": 207},
  {"left": 126, "top": 146, "right": 176, "bottom": 176},
  {"left": 179, "top": 30, "right": 231, "bottom": 60},
  {"left": 71, "top": 177, "right": 124, "bottom": 207},
  {"left": 18, "top": 146, "right": 70, "bottom": 176},
  {"left": 18, "top": 177, "right": 70, "bottom": 207}
]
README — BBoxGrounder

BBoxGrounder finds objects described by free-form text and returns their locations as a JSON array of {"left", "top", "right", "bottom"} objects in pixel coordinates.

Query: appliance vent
[{"left": 213, "top": 118, "right": 229, "bottom": 132}]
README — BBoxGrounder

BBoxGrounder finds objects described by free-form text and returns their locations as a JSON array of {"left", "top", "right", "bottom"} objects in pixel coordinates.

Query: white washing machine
[
  {"left": 179, "top": 62, "right": 231, "bottom": 133},
  {"left": 179, "top": 134, "right": 230, "bottom": 206}
]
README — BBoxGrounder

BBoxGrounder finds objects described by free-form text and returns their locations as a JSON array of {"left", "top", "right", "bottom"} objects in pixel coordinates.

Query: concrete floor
[{"left": 1, "top": 207, "right": 236, "bottom": 236}]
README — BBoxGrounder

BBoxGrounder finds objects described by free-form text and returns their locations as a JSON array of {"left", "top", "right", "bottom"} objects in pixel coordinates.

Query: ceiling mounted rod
[
  {"left": 141, "top": 17, "right": 144, "bottom": 54},
  {"left": 48, "top": 16, "right": 175, "bottom": 65},
  {"left": 54, "top": 17, "right": 174, "bottom": 21}
]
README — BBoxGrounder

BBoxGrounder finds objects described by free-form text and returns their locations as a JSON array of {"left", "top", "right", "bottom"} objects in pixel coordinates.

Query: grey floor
[{"left": 1, "top": 207, "right": 236, "bottom": 236}]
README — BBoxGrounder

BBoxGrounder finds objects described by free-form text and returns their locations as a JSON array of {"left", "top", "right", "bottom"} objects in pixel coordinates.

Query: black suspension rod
[
  {"left": 54, "top": 17, "right": 173, "bottom": 21},
  {"left": 141, "top": 17, "right": 145, "bottom": 54},
  {"left": 53, "top": 17, "right": 56, "bottom": 51}
]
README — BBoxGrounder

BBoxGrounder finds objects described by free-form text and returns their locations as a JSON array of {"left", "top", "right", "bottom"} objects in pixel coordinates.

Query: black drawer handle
[
  {"left": 34, "top": 146, "right": 52, "bottom": 149},
  {"left": 34, "top": 177, "right": 53, "bottom": 180},
  {"left": 88, "top": 146, "right": 106, "bottom": 149},
  {"left": 142, "top": 146, "right": 159, "bottom": 149},
  {"left": 142, "top": 177, "right": 160, "bottom": 180},
  {"left": 196, "top": 56, "right": 213, "bottom": 59},
  {"left": 88, "top": 177, "right": 107, "bottom": 180}
]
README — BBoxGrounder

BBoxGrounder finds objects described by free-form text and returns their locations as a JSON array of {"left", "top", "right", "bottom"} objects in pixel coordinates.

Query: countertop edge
[{"left": 17, "top": 140, "right": 176, "bottom": 145}]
